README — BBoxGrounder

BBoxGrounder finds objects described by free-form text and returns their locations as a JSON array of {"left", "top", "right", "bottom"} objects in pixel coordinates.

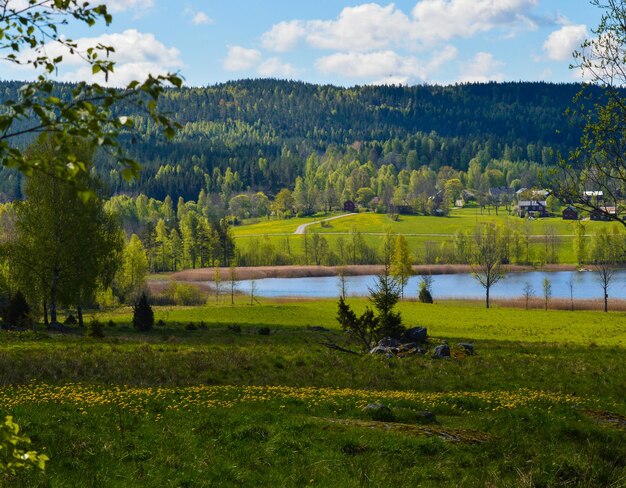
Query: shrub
[
  {"left": 108, "top": 320, "right": 116, "bottom": 328},
  {"left": 157, "top": 319, "right": 166, "bottom": 327},
  {"left": 258, "top": 326, "right": 271, "bottom": 335},
  {"left": 185, "top": 322, "right": 198, "bottom": 331},
  {"left": 418, "top": 286, "right": 433, "bottom": 304},
  {"left": 87, "top": 319, "right": 105, "bottom": 338},
  {"left": 418, "top": 276, "right": 434, "bottom": 304},
  {"left": 64, "top": 314, "right": 77, "bottom": 325},
  {"left": 5, "top": 291, "right": 30, "bottom": 329},
  {"left": 166, "top": 282, "right": 205, "bottom": 306},
  {"left": 337, "top": 296, "right": 379, "bottom": 350},
  {"left": 133, "top": 292, "right": 154, "bottom": 332}
]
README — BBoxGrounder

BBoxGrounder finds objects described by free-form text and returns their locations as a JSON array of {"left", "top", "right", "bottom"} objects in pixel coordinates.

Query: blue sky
[{"left": 0, "top": 1, "right": 605, "bottom": 87}]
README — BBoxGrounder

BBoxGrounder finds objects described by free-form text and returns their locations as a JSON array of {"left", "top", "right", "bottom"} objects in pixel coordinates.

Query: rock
[
  {"left": 433, "top": 344, "right": 451, "bottom": 359},
  {"left": 414, "top": 411, "right": 438, "bottom": 424},
  {"left": 308, "top": 326, "right": 329, "bottom": 332},
  {"left": 457, "top": 343, "right": 475, "bottom": 355},
  {"left": 378, "top": 337, "right": 402, "bottom": 348},
  {"left": 364, "top": 403, "right": 395, "bottom": 421},
  {"left": 404, "top": 327, "right": 428, "bottom": 343},
  {"left": 369, "top": 346, "right": 395, "bottom": 357}
]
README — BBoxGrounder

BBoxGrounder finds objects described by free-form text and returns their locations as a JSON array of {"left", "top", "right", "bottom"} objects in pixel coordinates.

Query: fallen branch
[{"left": 320, "top": 342, "right": 360, "bottom": 355}]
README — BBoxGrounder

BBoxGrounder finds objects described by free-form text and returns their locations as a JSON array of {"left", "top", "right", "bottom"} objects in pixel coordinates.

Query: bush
[
  {"left": 96, "top": 287, "right": 120, "bottom": 309},
  {"left": 166, "top": 282, "right": 205, "bottom": 306},
  {"left": 5, "top": 291, "right": 30, "bottom": 329},
  {"left": 157, "top": 319, "right": 166, "bottom": 327},
  {"left": 418, "top": 276, "right": 434, "bottom": 304},
  {"left": 108, "top": 320, "right": 116, "bottom": 328},
  {"left": 337, "top": 296, "right": 379, "bottom": 350},
  {"left": 133, "top": 292, "right": 154, "bottom": 332},
  {"left": 258, "top": 326, "right": 271, "bottom": 335},
  {"left": 185, "top": 322, "right": 198, "bottom": 331},
  {"left": 64, "top": 314, "right": 77, "bottom": 326},
  {"left": 87, "top": 319, "right": 105, "bottom": 338},
  {"left": 418, "top": 286, "right": 433, "bottom": 304}
]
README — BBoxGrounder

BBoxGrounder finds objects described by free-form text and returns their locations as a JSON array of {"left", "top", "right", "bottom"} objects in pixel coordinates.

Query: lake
[{"left": 237, "top": 270, "right": 626, "bottom": 300}]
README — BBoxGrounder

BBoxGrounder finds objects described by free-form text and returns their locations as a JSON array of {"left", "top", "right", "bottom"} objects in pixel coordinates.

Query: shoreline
[{"left": 168, "top": 263, "right": 581, "bottom": 282}]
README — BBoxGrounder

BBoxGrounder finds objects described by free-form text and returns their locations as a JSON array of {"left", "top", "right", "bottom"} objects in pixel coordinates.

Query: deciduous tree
[
  {"left": 391, "top": 235, "right": 413, "bottom": 299},
  {"left": 0, "top": 1, "right": 181, "bottom": 191},
  {"left": 551, "top": 1, "right": 626, "bottom": 225},
  {"left": 472, "top": 223, "right": 505, "bottom": 309}
]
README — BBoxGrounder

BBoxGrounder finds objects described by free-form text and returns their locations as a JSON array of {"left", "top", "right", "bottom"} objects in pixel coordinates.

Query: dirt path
[{"left": 294, "top": 213, "right": 355, "bottom": 234}]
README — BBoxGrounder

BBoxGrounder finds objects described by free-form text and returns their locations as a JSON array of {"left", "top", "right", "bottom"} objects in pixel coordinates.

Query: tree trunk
[
  {"left": 604, "top": 292, "right": 608, "bottom": 313},
  {"left": 43, "top": 300, "right": 49, "bottom": 327},
  {"left": 50, "top": 267, "right": 59, "bottom": 325},
  {"left": 486, "top": 286, "right": 490, "bottom": 309},
  {"left": 77, "top": 304, "right": 84, "bottom": 327}
]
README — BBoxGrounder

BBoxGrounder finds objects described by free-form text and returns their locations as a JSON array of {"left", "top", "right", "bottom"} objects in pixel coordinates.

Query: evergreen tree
[
  {"left": 368, "top": 264, "right": 404, "bottom": 338},
  {"left": 133, "top": 292, "right": 154, "bottom": 332}
]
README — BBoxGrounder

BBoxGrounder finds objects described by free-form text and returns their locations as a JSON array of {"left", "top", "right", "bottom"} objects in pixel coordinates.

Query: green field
[
  {"left": 2, "top": 299, "right": 625, "bottom": 486},
  {"left": 231, "top": 208, "right": 617, "bottom": 265}
]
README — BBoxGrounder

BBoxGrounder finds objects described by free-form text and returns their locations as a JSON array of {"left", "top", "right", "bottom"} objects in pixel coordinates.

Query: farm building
[
  {"left": 590, "top": 207, "right": 617, "bottom": 221},
  {"left": 517, "top": 200, "right": 548, "bottom": 218},
  {"left": 343, "top": 200, "right": 356, "bottom": 212},
  {"left": 562, "top": 206, "right": 579, "bottom": 220}
]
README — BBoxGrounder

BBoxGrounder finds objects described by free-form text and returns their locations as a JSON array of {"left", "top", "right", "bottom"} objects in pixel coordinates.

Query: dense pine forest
[{"left": 0, "top": 80, "right": 590, "bottom": 201}]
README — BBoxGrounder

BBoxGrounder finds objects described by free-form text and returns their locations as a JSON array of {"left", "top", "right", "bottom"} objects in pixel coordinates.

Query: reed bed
[
  {"left": 170, "top": 263, "right": 580, "bottom": 282},
  {"left": 437, "top": 296, "right": 626, "bottom": 312}
]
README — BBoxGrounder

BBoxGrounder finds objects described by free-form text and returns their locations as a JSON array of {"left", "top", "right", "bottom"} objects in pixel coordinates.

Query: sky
[{"left": 0, "top": 0, "right": 605, "bottom": 87}]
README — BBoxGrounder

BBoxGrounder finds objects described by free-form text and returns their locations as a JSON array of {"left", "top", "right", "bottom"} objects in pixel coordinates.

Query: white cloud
[
  {"left": 191, "top": 11, "right": 213, "bottom": 26},
  {"left": 306, "top": 4, "right": 415, "bottom": 52},
  {"left": 411, "top": 0, "right": 539, "bottom": 42},
  {"left": 22, "top": 29, "right": 182, "bottom": 86},
  {"left": 316, "top": 51, "right": 415, "bottom": 79},
  {"left": 223, "top": 46, "right": 262, "bottom": 71},
  {"left": 261, "top": 21, "right": 306, "bottom": 52},
  {"left": 543, "top": 24, "right": 587, "bottom": 61},
  {"left": 316, "top": 46, "right": 457, "bottom": 84},
  {"left": 99, "top": 0, "right": 154, "bottom": 14},
  {"left": 7, "top": 0, "right": 154, "bottom": 13},
  {"left": 257, "top": 58, "right": 298, "bottom": 78},
  {"left": 260, "top": 0, "right": 540, "bottom": 54},
  {"left": 458, "top": 52, "right": 505, "bottom": 82}
]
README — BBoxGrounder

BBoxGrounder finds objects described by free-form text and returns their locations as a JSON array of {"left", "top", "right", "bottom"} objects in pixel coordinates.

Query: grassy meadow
[
  {"left": 231, "top": 208, "right": 617, "bottom": 265},
  {"left": 2, "top": 298, "right": 625, "bottom": 487}
]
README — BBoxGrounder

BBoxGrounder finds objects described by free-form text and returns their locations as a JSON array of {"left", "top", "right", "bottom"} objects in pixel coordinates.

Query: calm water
[{"left": 237, "top": 270, "right": 626, "bottom": 300}]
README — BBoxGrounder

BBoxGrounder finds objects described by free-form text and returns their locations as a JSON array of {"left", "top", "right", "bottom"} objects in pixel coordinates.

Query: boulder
[
  {"left": 433, "top": 344, "right": 451, "bottom": 359},
  {"left": 404, "top": 327, "right": 428, "bottom": 343},
  {"left": 414, "top": 411, "right": 438, "bottom": 424},
  {"left": 377, "top": 337, "right": 402, "bottom": 348},
  {"left": 457, "top": 343, "right": 475, "bottom": 355},
  {"left": 364, "top": 403, "right": 395, "bottom": 421},
  {"left": 369, "top": 345, "right": 395, "bottom": 357}
]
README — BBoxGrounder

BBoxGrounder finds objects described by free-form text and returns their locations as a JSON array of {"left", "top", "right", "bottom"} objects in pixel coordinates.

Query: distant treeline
[{"left": 0, "top": 79, "right": 599, "bottom": 201}]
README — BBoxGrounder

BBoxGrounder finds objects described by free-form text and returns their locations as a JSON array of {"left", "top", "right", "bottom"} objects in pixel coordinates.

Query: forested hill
[{"left": 0, "top": 80, "right": 590, "bottom": 201}]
